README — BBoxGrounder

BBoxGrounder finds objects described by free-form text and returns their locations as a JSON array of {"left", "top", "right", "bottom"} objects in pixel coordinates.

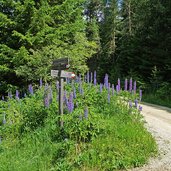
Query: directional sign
[
  {"left": 52, "top": 58, "right": 69, "bottom": 70},
  {"left": 51, "top": 70, "right": 75, "bottom": 78}
]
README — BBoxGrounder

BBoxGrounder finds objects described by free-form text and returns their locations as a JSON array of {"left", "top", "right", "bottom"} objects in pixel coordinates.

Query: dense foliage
[{"left": 0, "top": 74, "right": 157, "bottom": 170}]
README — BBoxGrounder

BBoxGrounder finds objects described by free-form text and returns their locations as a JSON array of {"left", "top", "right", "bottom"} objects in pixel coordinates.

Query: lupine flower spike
[
  {"left": 112, "top": 84, "right": 114, "bottom": 95},
  {"left": 28, "top": 84, "right": 33, "bottom": 95},
  {"left": 84, "top": 107, "right": 88, "bottom": 119},
  {"left": 118, "top": 78, "right": 120, "bottom": 92},
  {"left": 133, "top": 81, "right": 136, "bottom": 94},
  {"left": 94, "top": 71, "right": 97, "bottom": 86},
  {"left": 16, "top": 90, "right": 19, "bottom": 100},
  {"left": 40, "top": 78, "right": 43, "bottom": 87},
  {"left": 140, "top": 89, "right": 142, "bottom": 101},
  {"left": 129, "top": 78, "right": 132, "bottom": 92}
]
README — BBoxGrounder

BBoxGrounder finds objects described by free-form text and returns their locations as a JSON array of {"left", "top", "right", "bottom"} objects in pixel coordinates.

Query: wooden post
[{"left": 58, "top": 69, "right": 64, "bottom": 127}]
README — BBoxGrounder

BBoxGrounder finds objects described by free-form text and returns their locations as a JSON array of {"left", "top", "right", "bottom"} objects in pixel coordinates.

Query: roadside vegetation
[{"left": 0, "top": 75, "right": 157, "bottom": 171}]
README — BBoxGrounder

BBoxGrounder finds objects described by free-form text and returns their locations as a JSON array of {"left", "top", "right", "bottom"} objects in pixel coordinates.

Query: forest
[{"left": 0, "top": 0, "right": 171, "bottom": 102}]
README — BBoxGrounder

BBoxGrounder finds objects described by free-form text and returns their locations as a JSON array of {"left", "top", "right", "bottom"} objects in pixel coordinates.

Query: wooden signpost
[{"left": 51, "top": 58, "right": 75, "bottom": 127}]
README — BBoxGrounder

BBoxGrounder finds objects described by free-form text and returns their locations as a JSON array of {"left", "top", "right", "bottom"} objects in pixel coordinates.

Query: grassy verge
[
  {"left": 143, "top": 93, "right": 171, "bottom": 108},
  {"left": 0, "top": 82, "right": 157, "bottom": 171}
]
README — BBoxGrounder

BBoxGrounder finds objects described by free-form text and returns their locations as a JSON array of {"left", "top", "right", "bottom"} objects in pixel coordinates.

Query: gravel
[{"left": 130, "top": 103, "right": 171, "bottom": 171}]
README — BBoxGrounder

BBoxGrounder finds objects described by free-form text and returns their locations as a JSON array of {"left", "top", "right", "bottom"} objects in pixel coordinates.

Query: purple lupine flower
[
  {"left": 84, "top": 107, "right": 88, "bottom": 119},
  {"left": 2, "top": 96, "right": 4, "bottom": 100},
  {"left": 8, "top": 91, "right": 12, "bottom": 99},
  {"left": 133, "top": 81, "right": 136, "bottom": 94},
  {"left": 44, "top": 97, "right": 49, "bottom": 108},
  {"left": 129, "top": 78, "right": 132, "bottom": 92},
  {"left": 108, "top": 93, "right": 110, "bottom": 103},
  {"left": 140, "top": 89, "right": 142, "bottom": 101},
  {"left": 67, "top": 92, "right": 74, "bottom": 113},
  {"left": 49, "top": 86, "right": 53, "bottom": 104},
  {"left": 124, "top": 79, "right": 128, "bottom": 91},
  {"left": 139, "top": 105, "right": 143, "bottom": 112},
  {"left": 67, "top": 101, "right": 74, "bottom": 113},
  {"left": 94, "top": 71, "right": 97, "bottom": 86},
  {"left": 3, "top": 113, "right": 6, "bottom": 124},
  {"left": 69, "top": 92, "right": 73, "bottom": 102},
  {"left": 129, "top": 100, "right": 132, "bottom": 108},
  {"left": 87, "top": 71, "right": 89, "bottom": 84},
  {"left": 118, "top": 78, "right": 120, "bottom": 92},
  {"left": 40, "top": 78, "right": 43, "bottom": 87},
  {"left": 100, "top": 83, "right": 103, "bottom": 93},
  {"left": 16, "top": 90, "right": 19, "bottom": 100},
  {"left": 63, "top": 91, "right": 67, "bottom": 102},
  {"left": 28, "top": 84, "right": 33, "bottom": 95},
  {"left": 112, "top": 84, "right": 114, "bottom": 95},
  {"left": 134, "top": 99, "right": 138, "bottom": 108},
  {"left": 104, "top": 74, "right": 109, "bottom": 88}
]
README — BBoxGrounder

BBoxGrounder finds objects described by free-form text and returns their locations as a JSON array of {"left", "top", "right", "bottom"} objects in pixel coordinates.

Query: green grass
[{"left": 0, "top": 82, "right": 157, "bottom": 171}]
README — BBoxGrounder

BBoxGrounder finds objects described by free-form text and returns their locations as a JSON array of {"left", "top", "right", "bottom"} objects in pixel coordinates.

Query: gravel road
[{"left": 130, "top": 102, "right": 171, "bottom": 171}]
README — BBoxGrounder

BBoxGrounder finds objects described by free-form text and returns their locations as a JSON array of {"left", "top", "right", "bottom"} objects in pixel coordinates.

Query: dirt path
[{"left": 130, "top": 102, "right": 171, "bottom": 171}]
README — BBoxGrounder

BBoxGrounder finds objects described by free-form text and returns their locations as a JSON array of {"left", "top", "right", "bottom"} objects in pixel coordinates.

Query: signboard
[
  {"left": 51, "top": 70, "right": 75, "bottom": 78},
  {"left": 52, "top": 58, "right": 69, "bottom": 70}
]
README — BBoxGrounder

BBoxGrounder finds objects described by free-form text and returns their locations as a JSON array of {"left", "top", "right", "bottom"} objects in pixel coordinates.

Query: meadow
[{"left": 0, "top": 72, "right": 157, "bottom": 171}]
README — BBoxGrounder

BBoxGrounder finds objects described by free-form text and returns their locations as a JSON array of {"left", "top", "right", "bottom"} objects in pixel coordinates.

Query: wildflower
[
  {"left": 124, "top": 79, "right": 128, "bottom": 91},
  {"left": 87, "top": 71, "right": 89, "bottom": 83},
  {"left": 134, "top": 99, "right": 138, "bottom": 108},
  {"left": 49, "top": 86, "right": 53, "bottom": 104},
  {"left": 112, "top": 84, "right": 114, "bottom": 95},
  {"left": 73, "top": 87, "right": 76, "bottom": 99},
  {"left": 8, "top": 91, "right": 12, "bottom": 99},
  {"left": 140, "top": 89, "right": 142, "bottom": 101},
  {"left": 63, "top": 91, "right": 68, "bottom": 105},
  {"left": 129, "top": 100, "right": 132, "bottom": 108},
  {"left": 139, "top": 105, "right": 143, "bottom": 112},
  {"left": 94, "top": 71, "right": 97, "bottom": 86},
  {"left": 133, "top": 81, "right": 136, "bottom": 94},
  {"left": 129, "top": 78, "right": 132, "bottom": 92},
  {"left": 16, "top": 90, "right": 19, "bottom": 100},
  {"left": 67, "top": 93, "right": 74, "bottom": 113},
  {"left": 39, "top": 78, "right": 43, "bottom": 87},
  {"left": 104, "top": 74, "right": 109, "bottom": 88},
  {"left": 108, "top": 83, "right": 111, "bottom": 94},
  {"left": 100, "top": 83, "right": 103, "bottom": 93},
  {"left": 84, "top": 107, "right": 88, "bottom": 119},
  {"left": 118, "top": 78, "right": 120, "bottom": 92},
  {"left": 28, "top": 84, "right": 33, "bottom": 95},
  {"left": 44, "top": 97, "right": 49, "bottom": 108},
  {"left": 108, "top": 93, "right": 110, "bottom": 103},
  {"left": 2, "top": 96, "right": 4, "bottom": 100}
]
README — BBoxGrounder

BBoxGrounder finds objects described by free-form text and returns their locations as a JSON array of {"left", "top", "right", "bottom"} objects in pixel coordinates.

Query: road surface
[{"left": 130, "top": 102, "right": 171, "bottom": 171}]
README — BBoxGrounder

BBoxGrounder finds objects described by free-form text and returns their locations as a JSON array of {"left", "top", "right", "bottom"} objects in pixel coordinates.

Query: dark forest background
[{"left": 0, "top": 0, "right": 171, "bottom": 98}]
